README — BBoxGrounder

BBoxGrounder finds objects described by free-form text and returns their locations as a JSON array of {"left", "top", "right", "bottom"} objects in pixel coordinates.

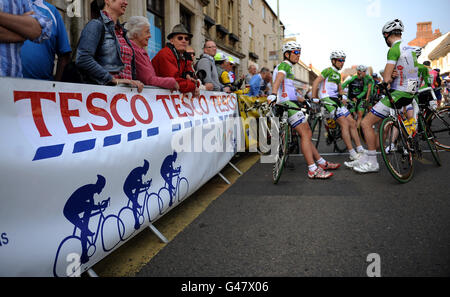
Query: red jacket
[{"left": 151, "top": 46, "right": 197, "bottom": 93}]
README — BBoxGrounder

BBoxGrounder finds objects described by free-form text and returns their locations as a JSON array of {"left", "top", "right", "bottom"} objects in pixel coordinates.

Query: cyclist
[
  {"left": 161, "top": 151, "right": 181, "bottom": 205},
  {"left": 268, "top": 41, "right": 340, "bottom": 179},
  {"left": 352, "top": 19, "right": 419, "bottom": 173},
  {"left": 311, "top": 50, "right": 366, "bottom": 164},
  {"left": 342, "top": 65, "right": 371, "bottom": 127},
  {"left": 123, "top": 160, "right": 152, "bottom": 230}
]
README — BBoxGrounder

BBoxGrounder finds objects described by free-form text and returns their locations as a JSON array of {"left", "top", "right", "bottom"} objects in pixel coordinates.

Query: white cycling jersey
[{"left": 387, "top": 40, "right": 419, "bottom": 93}]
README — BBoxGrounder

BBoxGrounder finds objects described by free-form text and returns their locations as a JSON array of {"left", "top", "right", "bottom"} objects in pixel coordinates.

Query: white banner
[{"left": 0, "top": 78, "right": 241, "bottom": 276}]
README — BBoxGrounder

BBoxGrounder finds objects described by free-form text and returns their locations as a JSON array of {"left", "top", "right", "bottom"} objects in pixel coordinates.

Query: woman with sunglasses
[
  {"left": 268, "top": 42, "right": 340, "bottom": 179},
  {"left": 151, "top": 24, "right": 199, "bottom": 97},
  {"left": 311, "top": 50, "right": 366, "bottom": 166}
]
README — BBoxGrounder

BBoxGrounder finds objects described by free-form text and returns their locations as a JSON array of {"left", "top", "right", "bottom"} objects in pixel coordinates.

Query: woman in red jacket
[
  {"left": 151, "top": 24, "right": 200, "bottom": 97},
  {"left": 125, "top": 16, "right": 179, "bottom": 91}
]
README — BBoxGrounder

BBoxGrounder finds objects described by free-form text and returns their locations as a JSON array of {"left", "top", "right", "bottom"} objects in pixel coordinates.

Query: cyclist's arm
[
  {"left": 383, "top": 64, "right": 395, "bottom": 84},
  {"left": 311, "top": 75, "right": 324, "bottom": 99},
  {"left": 366, "top": 83, "right": 372, "bottom": 100},
  {"left": 341, "top": 76, "right": 355, "bottom": 90},
  {"left": 357, "top": 82, "right": 368, "bottom": 100}
]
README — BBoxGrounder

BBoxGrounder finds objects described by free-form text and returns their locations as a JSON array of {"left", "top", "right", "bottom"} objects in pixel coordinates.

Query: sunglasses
[
  {"left": 337, "top": 59, "right": 345, "bottom": 62},
  {"left": 292, "top": 50, "right": 301, "bottom": 55},
  {"left": 177, "top": 36, "right": 190, "bottom": 41}
]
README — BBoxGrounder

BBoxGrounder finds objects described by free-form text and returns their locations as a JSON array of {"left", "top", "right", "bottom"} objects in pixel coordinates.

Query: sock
[
  {"left": 356, "top": 146, "right": 365, "bottom": 153},
  {"left": 316, "top": 158, "right": 326, "bottom": 165},
  {"left": 308, "top": 164, "right": 318, "bottom": 172},
  {"left": 367, "top": 150, "right": 377, "bottom": 164},
  {"left": 349, "top": 149, "right": 358, "bottom": 158}
]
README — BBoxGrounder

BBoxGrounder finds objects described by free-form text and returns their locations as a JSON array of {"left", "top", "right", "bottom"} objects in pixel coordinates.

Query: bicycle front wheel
[
  {"left": 428, "top": 106, "right": 450, "bottom": 151},
  {"left": 273, "top": 120, "right": 289, "bottom": 184},
  {"left": 419, "top": 115, "right": 441, "bottom": 166},
  {"left": 379, "top": 117, "right": 414, "bottom": 183}
]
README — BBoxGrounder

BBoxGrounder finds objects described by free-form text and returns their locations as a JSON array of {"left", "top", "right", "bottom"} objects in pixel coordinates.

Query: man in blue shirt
[
  {"left": 248, "top": 67, "right": 272, "bottom": 96},
  {"left": 0, "top": 0, "right": 52, "bottom": 77},
  {"left": 21, "top": 0, "right": 71, "bottom": 81}
]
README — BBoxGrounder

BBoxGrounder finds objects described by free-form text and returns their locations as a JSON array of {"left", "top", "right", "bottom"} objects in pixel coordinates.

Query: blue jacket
[{"left": 75, "top": 11, "right": 136, "bottom": 85}]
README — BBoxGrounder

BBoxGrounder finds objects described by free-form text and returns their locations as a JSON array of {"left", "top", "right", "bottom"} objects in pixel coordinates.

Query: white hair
[{"left": 125, "top": 16, "right": 150, "bottom": 40}]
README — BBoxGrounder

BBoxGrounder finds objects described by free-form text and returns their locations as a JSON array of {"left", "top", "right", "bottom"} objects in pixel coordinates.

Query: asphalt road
[{"left": 135, "top": 149, "right": 450, "bottom": 277}]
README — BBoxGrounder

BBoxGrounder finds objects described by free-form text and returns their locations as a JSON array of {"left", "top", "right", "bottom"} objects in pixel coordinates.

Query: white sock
[
  {"left": 367, "top": 150, "right": 377, "bottom": 164},
  {"left": 349, "top": 149, "right": 358, "bottom": 158},
  {"left": 356, "top": 146, "right": 365, "bottom": 153},
  {"left": 308, "top": 164, "right": 318, "bottom": 172},
  {"left": 316, "top": 158, "right": 326, "bottom": 165}
]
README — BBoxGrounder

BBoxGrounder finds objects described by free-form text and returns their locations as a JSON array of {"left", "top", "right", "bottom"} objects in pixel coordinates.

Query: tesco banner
[{"left": 0, "top": 77, "right": 241, "bottom": 276}]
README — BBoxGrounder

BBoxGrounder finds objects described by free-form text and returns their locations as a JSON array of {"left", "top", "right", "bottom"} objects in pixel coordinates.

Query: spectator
[
  {"left": 125, "top": 16, "right": 178, "bottom": 91},
  {"left": 195, "top": 40, "right": 230, "bottom": 92},
  {"left": 226, "top": 56, "right": 245, "bottom": 90},
  {"left": 248, "top": 67, "right": 272, "bottom": 97},
  {"left": 434, "top": 68, "right": 443, "bottom": 106},
  {"left": 215, "top": 53, "right": 232, "bottom": 88},
  {"left": 0, "top": 0, "right": 52, "bottom": 78},
  {"left": 245, "top": 64, "right": 257, "bottom": 86},
  {"left": 151, "top": 24, "right": 199, "bottom": 96},
  {"left": 21, "top": 0, "right": 71, "bottom": 81},
  {"left": 75, "top": 0, "right": 143, "bottom": 92}
]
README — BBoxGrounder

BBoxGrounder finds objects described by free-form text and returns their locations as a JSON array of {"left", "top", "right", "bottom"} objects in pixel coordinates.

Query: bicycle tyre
[
  {"left": 419, "top": 115, "right": 441, "bottom": 166},
  {"left": 310, "top": 117, "right": 322, "bottom": 149},
  {"left": 332, "top": 126, "right": 347, "bottom": 153},
  {"left": 273, "top": 119, "right": 289, "bottom": 184},
  {"left": 379, "top": 117, "right": 414, "bottom": 183},
  {"left": 427, "top": 106, "right": 450, "bottom": 151}
]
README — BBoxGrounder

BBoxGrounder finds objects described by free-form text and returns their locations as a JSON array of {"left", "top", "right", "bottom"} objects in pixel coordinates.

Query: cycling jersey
[
  {"left": 319, "top": 66, "right": 341, "bottom": 99},
  {"left": 418, "top": 64, "right": 431, "bottom": 89},
  {"left": 342, "top": 75, "right": 365, "bottom": 99},
  {"left": 387, "top": 40, "right": 419, "bottom": 94},
  {"left": 273, "top": 61, "right": 296, "bottom": 103},
  {"left": 364, "top": 75, "right": 375, "bottom": 97}
]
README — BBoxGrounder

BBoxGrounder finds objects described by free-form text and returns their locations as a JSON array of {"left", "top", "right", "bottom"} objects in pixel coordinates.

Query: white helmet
[
  {"left": 330, "top": 50, "right": 346, "bottom": 60},
  {"left": 412, "top": 46, "right": 422, "bottom": 58},
  {"left": 356, "top": 65, "right": 367, "bottom": 72},
  {"left": 282, "top": 41, "right": 301, "bottom": 54},
  {"left": 382, "top": 19, "right": 404, "bottom": 35}
]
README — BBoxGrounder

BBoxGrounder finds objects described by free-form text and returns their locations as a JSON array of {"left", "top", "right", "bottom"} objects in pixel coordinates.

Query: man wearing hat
[{"left": 152, "top": 24, "right": 199, "bottom": 96}]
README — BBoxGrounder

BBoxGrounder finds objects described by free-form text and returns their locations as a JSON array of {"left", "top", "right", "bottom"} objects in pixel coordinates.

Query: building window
[
  {"left": 262, "top": 6, "right": 265, "bottom": 20},
  {"left": 249, "top": 23, "right": 254, "bottom": 52},
  {"left": 226, "top": 0, "right": 233, "bottom": 32},
  {"left": 180, "top": 5, "right": 193, "bottom": 35},
  {"left": 215, "top": 0, "right": 221, "bottom": 24},
  {"left": 147, "top": 0, "right": 164, "bottom": 59},
  {"left": 249, "top": 0, "right": 253, "bottom": 6}
]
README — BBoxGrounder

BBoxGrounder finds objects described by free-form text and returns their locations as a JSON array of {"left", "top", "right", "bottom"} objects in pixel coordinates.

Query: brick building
[{"left": 408, "top": 22, "right": 442, "bottom": 48}]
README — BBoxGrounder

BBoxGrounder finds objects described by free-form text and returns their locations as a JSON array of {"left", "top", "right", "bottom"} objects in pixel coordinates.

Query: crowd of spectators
[{"left": 1, "top": 0, "right": 281, "bottom": 99}]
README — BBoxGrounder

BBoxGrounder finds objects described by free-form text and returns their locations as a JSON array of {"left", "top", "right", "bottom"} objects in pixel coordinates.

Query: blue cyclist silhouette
[
  {"left": 63, "top": 175, "right": 109, "bottom": 264},
  {"left": 123, "top": 160, "right": 152, "bottom": 230},
  {"left": 161, "top": 152, "right": 181, "bottom": 207}
]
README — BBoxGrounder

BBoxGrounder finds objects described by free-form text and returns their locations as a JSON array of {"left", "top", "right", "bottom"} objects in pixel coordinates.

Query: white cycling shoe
[
  {"left": 344, "top": 152, "right": 364, "bottom": 168},
  {"left": 353, "top": 161, "right": 380, "bottom": 173}
]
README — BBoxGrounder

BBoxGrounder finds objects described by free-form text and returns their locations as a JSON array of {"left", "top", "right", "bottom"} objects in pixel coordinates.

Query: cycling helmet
[
  {"left": 96, "top": 174, "right": 106, "bottom": 189},
  {"left": 143, "top": 159, "right": 149, "bottom": 173},
  {"left": 330, "top": 50, "right": 346, "bottom": 60},
  {"left": 412, "top": 46, "right": 422, "bottom": 58},
  {"left": 382, "top": 19, "right": 404, "bottom": 35},
  {"left": 227, "top": 56, "right": 235, "bottom": 64},
  {"left": 356, "top": 65, "right": 367, "bottom": 72},
  {"left": 282, "top": 41, "right": 302, "bottom": 54},
  {"left": 214, "top": 53, "right": 226, "bottom": 62}
]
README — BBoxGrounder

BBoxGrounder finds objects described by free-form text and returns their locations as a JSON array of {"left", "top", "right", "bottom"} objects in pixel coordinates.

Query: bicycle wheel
[
  {"left": 419, "top": 115, "right": 441, "bottom": 166},
  {"left": 427, "top": 106, "right": 450, "bottom": 151},
  {"left": 310, "top": 117, "right": 322, "bottom": 149},
  {"left": 331, "top": 126, "right": 347, "bottom": 153},
  {"left": 379, "top": 117, "right": 414, "bottom": 183},
  {"left": 272, "top": 118, "right": 289, "bottom": 184}
]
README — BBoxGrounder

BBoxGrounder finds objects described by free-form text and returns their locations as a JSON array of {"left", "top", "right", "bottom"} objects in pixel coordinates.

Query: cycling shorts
[
  {"left": 280, "top": 101, "right": 306, "bottom": 129},
  {"left": 321, "top": 97, "right": 350, "bottom": 120},
  {"left": 370, "top": 90, "right": 414, "bottom": 119}
]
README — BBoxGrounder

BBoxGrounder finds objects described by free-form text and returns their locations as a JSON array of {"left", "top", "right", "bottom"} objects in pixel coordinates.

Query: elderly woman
[
  {"left": 76, "top": 0, "right": 143, "bottom": 92},
  {"left": 125, "top": 16, "right": 178, "bottom": 91},
  {"left": 151, "top": 24, "right": 199, "bottom": 96}
]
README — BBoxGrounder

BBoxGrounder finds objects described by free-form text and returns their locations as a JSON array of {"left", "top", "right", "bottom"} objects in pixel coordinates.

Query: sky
[{"left": 265, "top": 0, "right": 450, "bottom": 74}]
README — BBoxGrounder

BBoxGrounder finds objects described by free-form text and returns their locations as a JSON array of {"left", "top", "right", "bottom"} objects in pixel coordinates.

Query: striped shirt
[{"left": 0, "top": 0, "right": 53, "bottom": 77}]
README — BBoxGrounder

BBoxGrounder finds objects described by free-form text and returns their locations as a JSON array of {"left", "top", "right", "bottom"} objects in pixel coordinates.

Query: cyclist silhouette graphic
[
  {"left": 123, "top": 160, "right": 152, "bottom": 230},
  {"left": 63, "top": 175, "right": 109, "bottom": 264},
  {"left": 161, "top": 152, "right": 181, "bottom": 207}
]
